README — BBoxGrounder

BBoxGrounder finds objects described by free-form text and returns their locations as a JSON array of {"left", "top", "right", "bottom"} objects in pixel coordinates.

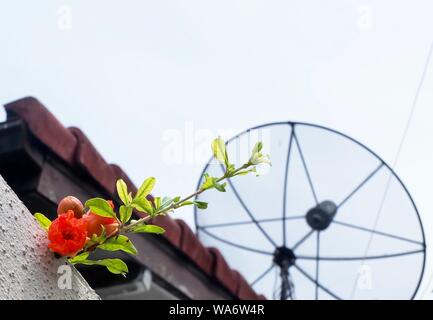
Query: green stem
[{"left": 122, "top": 163, "right": 250, "bottom": 232}]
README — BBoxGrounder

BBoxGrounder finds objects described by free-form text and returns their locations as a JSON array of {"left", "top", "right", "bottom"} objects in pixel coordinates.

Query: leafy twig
[{"left": 35, "top": 137, "right": 271, "bottom": 275}]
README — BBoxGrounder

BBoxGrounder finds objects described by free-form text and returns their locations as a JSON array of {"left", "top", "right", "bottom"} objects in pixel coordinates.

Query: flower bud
[
  {"left": 57, "top": 196, "right": 85, "bottom": 218},
  {"left": 82, "top": 211, "right": 119, "bottom": 238},
  {"left": 249, "top": 152, "right": 271, "bottom": 166}
]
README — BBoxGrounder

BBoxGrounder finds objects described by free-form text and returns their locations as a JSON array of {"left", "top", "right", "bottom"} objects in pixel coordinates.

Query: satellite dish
[{"left": 194, "top": 122, "right": 426, "bottom": 300}]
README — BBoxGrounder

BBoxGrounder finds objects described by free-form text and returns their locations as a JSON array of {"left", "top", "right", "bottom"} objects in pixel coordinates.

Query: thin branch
[{"left": 124, "top": 164, "right": 249, "bottom": 231}]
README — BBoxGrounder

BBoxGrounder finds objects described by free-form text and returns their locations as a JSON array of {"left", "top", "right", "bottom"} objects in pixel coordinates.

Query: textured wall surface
[{"left": 0, "top": 175, "right": 99, "bottom": 300}]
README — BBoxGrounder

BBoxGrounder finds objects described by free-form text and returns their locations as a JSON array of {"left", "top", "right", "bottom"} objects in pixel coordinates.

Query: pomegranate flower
[{"left": 48, "top": 210, "right": 88, "bottom": 257}]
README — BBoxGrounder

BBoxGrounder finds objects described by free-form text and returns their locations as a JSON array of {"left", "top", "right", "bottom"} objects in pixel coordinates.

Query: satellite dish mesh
[{"left": 194, "top": 122, "right": 425, "bottom": 300}]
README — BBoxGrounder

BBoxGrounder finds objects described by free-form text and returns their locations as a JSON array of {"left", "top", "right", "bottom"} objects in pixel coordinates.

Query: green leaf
[
  {"left": 226, "top": 163, "right": 236, "bottom": 174},
  {"left": 85, "top": 198, "right": 116, "bottom": 218},
  {"left": 193, "top": 201, "right": 208, "bottom": 210},
  {"left": 116, "top": 179, "right": 129, "bottom": 205},
  {"left": 131, "top": 197, "right": 153, "bottom": 214},
  {"left": 159, "top": 196, "right": 174, "bottom": 211},
  {"left": 252, "top": 141, "right": 263, "bottom": 154},
  {"left": 201, "top": 173, "right": 220, "bottom": 190},
  {"left": 68, "top": 252, "right": 90, "bottom": 264},
  {"left": 248, "top": 142, "right": 271, "bottom": 166},
  {"left": 233, "top": 167, "right": 257, "bottom": 177},
  {"left": 200, "top": 174, "right": 226, "bottom": 192},
  {"left": 153, "top": 197, "right": 162, "bottom": 210},
  {"left": 135, "top": 177, "right": 156, "bottom": 200},
  {"left": 211, "top": 137, "right": 229, "bottom": 167},
  {"left": 178, "top": 201, "right": 194, "bottom": 207},
  {"left": 119, "top": 205, "right": 133, "bottom": 224},
  {"left": 76, "top": 258, "right": 129, "bottom": 275},
  {"left": 246, "top": 141, "right": 271, "bottom": 166},
  {"left": 172, "top": 196, "right": 181, "bottom": 203},
  {"left": 97, "top": 235, "right": 137, "bottom": 255},
  {"left": 200, "top": 173, "right": 213, "bottom": 190},
  {"left": 132, "top": 224, "right": 165, "bottom": 234},
  {"left": 34, "top": 213, "right": 51, "bottom": 231},
  {"left": 213, "top": 182, "right": 227, "bottom": 192},
  {"left": 249, "top": 152, "right": 271, "bottom": 166}
]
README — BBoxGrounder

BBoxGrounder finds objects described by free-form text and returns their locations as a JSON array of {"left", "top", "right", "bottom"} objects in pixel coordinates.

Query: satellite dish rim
[{"left": 193, "top": 121, "right": 426, "bottom": 300}]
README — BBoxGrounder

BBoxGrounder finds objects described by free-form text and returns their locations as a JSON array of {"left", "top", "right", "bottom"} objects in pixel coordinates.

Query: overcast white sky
[{"left": 1, "top": 0, "right": 433, "bottom": 299}]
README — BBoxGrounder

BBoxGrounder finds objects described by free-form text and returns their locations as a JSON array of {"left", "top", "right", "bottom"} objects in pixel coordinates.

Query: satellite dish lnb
[
  {"left": 306, "top": 201, "right": 337, "bottom": 231},
  {"left": 194, "top": 122, "right": 426, "bottom": 300}
]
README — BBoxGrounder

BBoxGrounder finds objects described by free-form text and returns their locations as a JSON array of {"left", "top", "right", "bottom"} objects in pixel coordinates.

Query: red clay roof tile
[
  {"left": 208, "top": 247, "right": 240, "bottom": 295},
  {"left": 234, "top": 270, "right": 261, "bottom": 300},
  {"left": 176, "top": 219, "right": 214, "bottom": 275},
  {"left": 5, "top": 97, "right": 77, "bottom": 164},
  {"left": 69, "top": 127, "right": 118, "bottom": 194}
]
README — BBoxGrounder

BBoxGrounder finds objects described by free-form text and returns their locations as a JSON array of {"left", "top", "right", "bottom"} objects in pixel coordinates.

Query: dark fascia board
[{"left": 0, "top": 119, "right": 44, "bottom": 192}]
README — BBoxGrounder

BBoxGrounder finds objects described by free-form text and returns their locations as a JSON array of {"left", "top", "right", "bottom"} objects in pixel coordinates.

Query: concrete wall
[{"left": 0, "top": 175, "right": 99, "bottom": 300}]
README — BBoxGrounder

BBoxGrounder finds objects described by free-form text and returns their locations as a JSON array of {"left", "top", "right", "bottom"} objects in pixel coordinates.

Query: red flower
[{"left": 48, "top": 210, "right": 88, "bottom": 257}]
